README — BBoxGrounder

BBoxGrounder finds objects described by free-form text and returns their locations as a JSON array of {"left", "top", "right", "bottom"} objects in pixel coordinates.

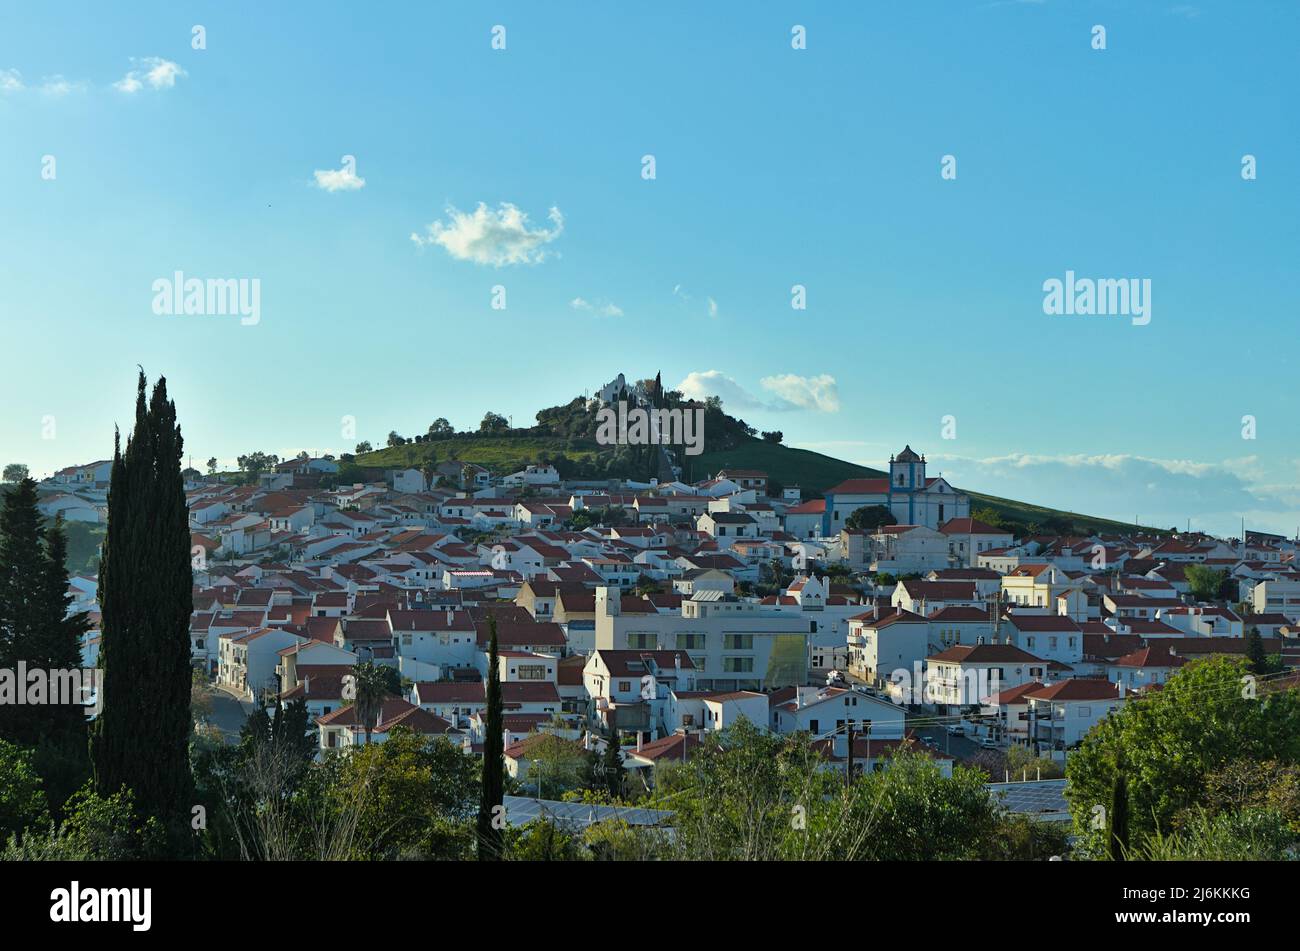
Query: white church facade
[{"left": 820, "top": 446, "right": 969, "bottom": 533}]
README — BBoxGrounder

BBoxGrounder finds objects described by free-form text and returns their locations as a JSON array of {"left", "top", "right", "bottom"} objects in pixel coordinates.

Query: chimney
[{"left": 636, "top": 732, "right": 644, "bottom": 752}]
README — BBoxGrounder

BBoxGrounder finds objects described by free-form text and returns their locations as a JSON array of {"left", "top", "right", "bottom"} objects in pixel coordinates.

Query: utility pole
[{"left": 845, "top": 725, "right": 855, "bottom": 787}]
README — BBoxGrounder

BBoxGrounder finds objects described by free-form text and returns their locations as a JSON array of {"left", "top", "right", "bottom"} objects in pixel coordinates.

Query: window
[
  {"left": 722, "top": 657, "right": 754, "bottom": 673},
  {"left": 723, "top": 634, "right": 754, "bottom": 650},
  {"left": 518, "top": 665, "right": 546, "bottom": 680},
  {"left": 676, "top": 633, "right": 705, "bottom": 650},
  {"left": 617, "top": 681, "right": 631, "bottom": 692},
  {"left": 627, "top": 632, "right": 656, "bottom": 649}
]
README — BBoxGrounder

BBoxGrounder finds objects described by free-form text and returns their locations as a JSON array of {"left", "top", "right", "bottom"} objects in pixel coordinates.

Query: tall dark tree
[
  {"left": 1108, "top": 772, "right": 1130, "bottom": 861},
  {"left": 38, "top": 515, "right": 91, "bottom": 739},
  {"left": 476, "top": 613, "right": 505, "bottom": 860},
  {"left": 91, "top": 371, "right": 194, "bottom": 849},
  {"left": 1245, "top": 628, "right": 1268, "bottom": 674},
  {"left": 601, "top": 722, "right": 625, "bottom": 797},
  {"left": 0, "top": 478, "right": 62, "bottom": 745}
]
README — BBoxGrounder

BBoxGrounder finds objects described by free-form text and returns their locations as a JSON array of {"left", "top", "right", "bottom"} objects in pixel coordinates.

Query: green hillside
[
  {"left": 357, "top": 437, "right": 600, "bottom": 472},
  {"left": 692, "top": 442, "right": 885, "bottom": 492},
  {"left": 697, "top": 441, "right": 1163, "bottom": 534},
  {"left": 356, "top": 433, "right": 1165, "bottom": 536}
]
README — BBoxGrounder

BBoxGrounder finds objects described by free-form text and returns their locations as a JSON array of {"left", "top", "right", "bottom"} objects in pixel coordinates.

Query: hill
[{"left": 349, "top": 386, "right": 1166, "bottom": 536}]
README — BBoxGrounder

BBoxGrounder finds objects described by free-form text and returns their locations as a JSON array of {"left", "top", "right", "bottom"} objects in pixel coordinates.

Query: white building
[{"left": 820, "top": 446, "right": 969, "bottom": 533}]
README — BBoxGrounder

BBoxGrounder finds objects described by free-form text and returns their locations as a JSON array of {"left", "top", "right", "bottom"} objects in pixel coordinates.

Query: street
[{"left": 204, "top": 685, "right": 254, "bottom": 743}]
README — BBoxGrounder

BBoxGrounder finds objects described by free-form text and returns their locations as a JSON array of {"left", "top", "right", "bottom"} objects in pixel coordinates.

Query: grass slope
[
  {"left": 692, "top": 442, "right": 885, "bottom": 491},
  {"left": 359, "top": 436, "right": 1166, "bottom": 535},
  {"left": 700, "top": 442, "right": 1163, "bottom": 534},
  {"left": 357, "top": 437, "right": 600, "bottom": 472}
]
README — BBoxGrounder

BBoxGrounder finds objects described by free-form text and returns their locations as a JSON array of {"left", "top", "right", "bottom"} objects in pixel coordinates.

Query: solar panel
[{"left": 986, "top": 779, "right": 1071, "bottom": 820}]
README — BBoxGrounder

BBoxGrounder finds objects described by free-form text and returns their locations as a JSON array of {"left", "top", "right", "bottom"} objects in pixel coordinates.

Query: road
[
  {"left": 204, "top": 686, "right": 254, "bottom": 743},
  {"left": 909, "top": 721, "right": 983, "bottom": 762}
]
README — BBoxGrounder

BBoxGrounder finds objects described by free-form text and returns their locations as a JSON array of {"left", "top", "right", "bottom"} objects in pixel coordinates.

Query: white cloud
[
  {"left": 114, "top": 58, "right": 186, "bottom": 93},
  {"left": 39, "top": 74, "right": 84, "bottom": 97},
  {"left": 759, "top": 373, "right": 841, "bottom": 413},
  {"left": 677, "top": 370, "right": 841, "bottom": 414},
  {"left": 410, "top": 202, "right": 563, "bottom": 266},
  {"left": 313, "top": 164, "right": 366, "bottom": 193},
  {"left": 673, "top": 284, "right": 720, "bottom": 319},
  {"left": 570, "top": 297, "right": 623, "bottom": 317},
  {"left": 0, "top": 69, "right": 24, "bottom": 92},
  {"left": 929, "top": 450, "right": 1299, "bottom": 536}
]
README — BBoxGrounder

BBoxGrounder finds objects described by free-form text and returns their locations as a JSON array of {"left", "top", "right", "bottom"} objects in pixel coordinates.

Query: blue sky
[{"left": 1, "top": 1, "right": 1297, "bottom": 536}]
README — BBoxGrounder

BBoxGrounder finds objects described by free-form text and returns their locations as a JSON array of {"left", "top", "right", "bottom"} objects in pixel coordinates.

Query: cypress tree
[
  {"left": 602, "top": 721, "right": 625, "bottom": 797},
  {"left": 1246, "top": 628, "right": 1267, "bottom": 674},
  {"left": 91, "top": 371, "right": 194, "bottom": 849},
  {"left": 38, "top": 515, "right": 91, "bottom": 739},
  {"left": 1108, "top": 771, "right": 1129, "bottom": 861},
  {"left": 0, "top": 478, "right": 49, "bottom": 745},
  {"left": 476, "top": 613, "right": 504, "bottom": 860}
]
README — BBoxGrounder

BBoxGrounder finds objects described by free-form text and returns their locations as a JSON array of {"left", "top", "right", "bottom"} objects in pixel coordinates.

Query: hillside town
[{"left": 37, "top": 416, "right": 1300, "bottom": 804}]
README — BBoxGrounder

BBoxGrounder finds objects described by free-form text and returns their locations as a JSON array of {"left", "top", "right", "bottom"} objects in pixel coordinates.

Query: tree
[
  {"left": 1107, "top": 772, "right": 1129, "bottom": 860},
  {"left": 235, "top": 451, "right": 278, "bottom": 476},
  {"left": 354, "top": 441, "right": 373, "bottom": 454},
  {"left": 845, "top": 505, "right": 897, "bottom": 533},
  {"left": 205, "top": 457, "right": 218, "bottom": 475},
  {"left": 601, "top": 727, "right": 625, "bottom": 797},
  {"left": 325, "top": 729, "right": 479, "bottom": 859},
  {"left": 761, "top": 430, "right": 783, "bottom": 444},
  {"left": 91, "top": 371, "right": 195, "bottom": 851},
  {"left": 1185, "top": 564, "right": 1233, "bottom": 602},
  {"left": 0, "top": 478, "right": 49, "bottom": 743},
  {"left": 427, "top": 418, "right": 453, "bottom": 438},
  {"left": 476, "top": 614, "right": 505, "bottom": 860},
  {"left": 348, "top": 662, "right": 393, "bottom": 746},
  {"left": 1246, "top": 628, "right": 1269, "bottom": 674},
  {"left": 1065, "top": 656, "right": 1300, "bottom": 854},
  {"left": 2, "top": 464, "right": 29, "bottom": 483},
  {"left": 524, "top": 733, "right": 587, "bottom": 798},
  {"left": 0, "top": 480, "right": 85, "bottom": 748},
  {"left": 38, "top": 515, "right": 91, "bottom": 740},
  {"left": 479, "top": 412, "right": 509, "bottom": 434},
  {"left": 0, "top": 738, "right": 50, "bottom": 841},
  {"left": 386, "top": 431, "right": 406, "bottom": 448}
]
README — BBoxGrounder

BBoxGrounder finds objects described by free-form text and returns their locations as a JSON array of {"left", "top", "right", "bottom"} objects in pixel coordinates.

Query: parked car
[
  {"left": 945, "top": 724, "right": 966, "bottom": 736},
  {"left": 979, "top": 736, "right": 1000, "bottom": 749}
]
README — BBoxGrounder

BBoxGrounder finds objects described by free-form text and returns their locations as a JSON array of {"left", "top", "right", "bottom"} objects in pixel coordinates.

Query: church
[{"left": 820, "top": 446, "right": 969, "bottom": 534}]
